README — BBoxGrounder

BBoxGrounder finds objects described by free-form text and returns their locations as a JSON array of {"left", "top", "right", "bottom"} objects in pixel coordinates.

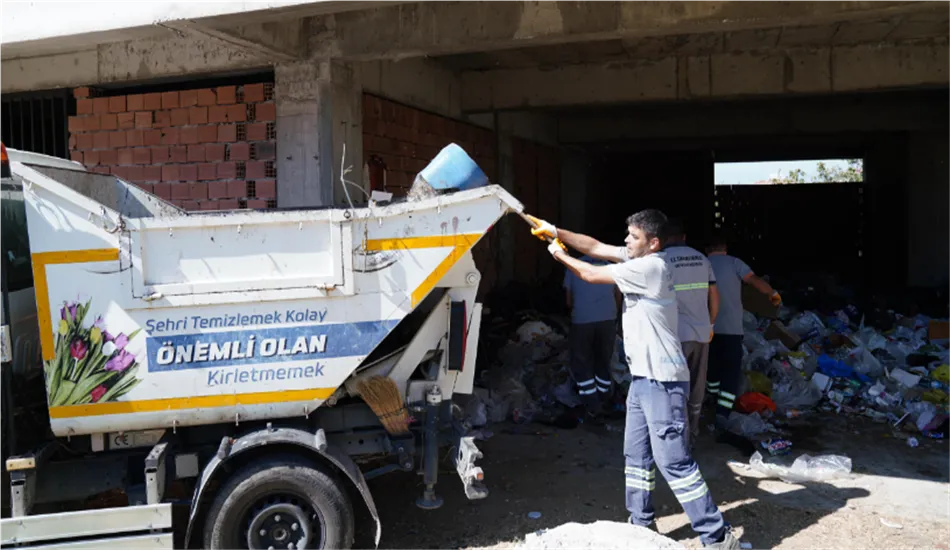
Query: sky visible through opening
[{"left": 715, "top": 159, "right": 862, "bottom": 186}]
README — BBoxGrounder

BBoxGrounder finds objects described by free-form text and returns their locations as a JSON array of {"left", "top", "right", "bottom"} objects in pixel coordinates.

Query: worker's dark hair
[
  {"left": 626, "top": 209, "right": 668, "bottom": 240},
  {"left": 660, "top": 217, "right": 686, "bottom": 242},
  {"left": 707, "top": 230, "right": 729, "bottom": 251}
]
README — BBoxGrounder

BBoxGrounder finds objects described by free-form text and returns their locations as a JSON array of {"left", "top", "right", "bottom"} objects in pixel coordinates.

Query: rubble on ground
[{"left": 518, "top": 521, "right": 683, "bottom": 550}]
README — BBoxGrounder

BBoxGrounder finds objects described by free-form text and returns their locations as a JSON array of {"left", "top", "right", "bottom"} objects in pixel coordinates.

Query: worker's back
[
  {"left": 666, "top": 244, "right": 715, "bottom": 344},
  {"left": 564, "top": 255, "right": 617, "bottom": 325},
  {"left": 708, "top": 253, "right": 753, "bottom": 336}
]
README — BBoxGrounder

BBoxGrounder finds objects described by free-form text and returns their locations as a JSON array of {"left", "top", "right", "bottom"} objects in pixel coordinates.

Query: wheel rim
[{"left": 244, "top": 495, "right": 322, "bottom": 549}]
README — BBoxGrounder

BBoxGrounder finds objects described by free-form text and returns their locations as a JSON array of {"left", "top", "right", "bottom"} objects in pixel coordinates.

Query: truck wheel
[{"left": 203, "top": 455, "right": 354, "bottom": 549}]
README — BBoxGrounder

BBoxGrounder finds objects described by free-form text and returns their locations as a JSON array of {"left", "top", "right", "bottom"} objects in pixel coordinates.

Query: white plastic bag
[{"left": 749, "top": 451, "right": 852, "bottom": 483}]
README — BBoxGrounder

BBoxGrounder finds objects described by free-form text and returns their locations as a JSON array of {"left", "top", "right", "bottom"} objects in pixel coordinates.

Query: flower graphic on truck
[{"left": 45, "top": 299, "right": 142, "bottom": 407}]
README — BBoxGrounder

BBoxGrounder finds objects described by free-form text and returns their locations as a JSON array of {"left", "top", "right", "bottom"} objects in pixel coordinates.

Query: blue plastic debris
[{"left": 418, "top": 143, "right": 489, "bottom": 192}]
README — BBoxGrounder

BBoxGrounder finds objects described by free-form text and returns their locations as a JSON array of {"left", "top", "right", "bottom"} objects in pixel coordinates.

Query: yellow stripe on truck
[
  {"left": 48, "top": 387, "right": 337, "bottom": 419},
  {"left": 365, "top": 233, "right": 482, "bottom": 306},
  {"left": 32, "top": 249, "right": 121, "bottom": 361}
]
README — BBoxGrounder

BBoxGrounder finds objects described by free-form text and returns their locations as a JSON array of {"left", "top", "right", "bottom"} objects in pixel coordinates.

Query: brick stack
[
  {"left": 362, "top": 94, "right": 496, "bottom": 196},
  {"left": 68, "top": 84, "right": 278, "bottom": 211}
]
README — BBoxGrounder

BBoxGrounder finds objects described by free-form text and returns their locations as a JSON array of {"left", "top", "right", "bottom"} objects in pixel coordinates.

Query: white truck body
[{"left": 17, "top": 159, "right": 521, "bottom": 438}]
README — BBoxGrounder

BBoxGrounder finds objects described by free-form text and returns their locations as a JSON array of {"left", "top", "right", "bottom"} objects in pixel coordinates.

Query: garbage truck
[{"left": 0, "top": 142, "right": 523, "bottom": 549}]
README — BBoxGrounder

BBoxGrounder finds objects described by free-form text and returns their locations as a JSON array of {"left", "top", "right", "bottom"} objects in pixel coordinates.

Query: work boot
[
  {"left": 629, "top": 517, "right": 659, "bottom": 533},
  {"left": 704, "top": 529, "right": 741, "bottom": 549}
]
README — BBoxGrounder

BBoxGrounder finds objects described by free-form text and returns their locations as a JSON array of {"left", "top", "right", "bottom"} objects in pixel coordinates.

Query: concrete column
[
  {"left": 275, "top": 60, "right": 334, "bottom": 208},
  {"left": 329, "top": 61, "right": 364, "bottom": 208},
  {"left": 906, "top": 132, "right": 949, "bottom": 287}
]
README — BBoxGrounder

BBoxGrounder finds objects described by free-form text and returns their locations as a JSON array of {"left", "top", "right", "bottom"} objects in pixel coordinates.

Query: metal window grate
[{"left": 1, "top": 89, "right": 75, "bottom": 159}]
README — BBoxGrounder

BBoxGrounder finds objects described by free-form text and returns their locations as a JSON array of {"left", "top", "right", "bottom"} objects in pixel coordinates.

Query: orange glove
[
  {"left": 527, "top": 215, "right": 557, "bottom": 242},
  {"left": 770, "top": 291, "right": 782, "bottom": 306}
]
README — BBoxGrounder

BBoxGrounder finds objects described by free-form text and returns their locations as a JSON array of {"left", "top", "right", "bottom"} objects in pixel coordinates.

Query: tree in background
[{"left": 768, "top": 159, "right": 863, "bottom": 184}]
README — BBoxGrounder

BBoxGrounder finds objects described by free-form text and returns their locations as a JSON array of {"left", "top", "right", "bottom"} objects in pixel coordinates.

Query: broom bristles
[{"left": 356, "top": 375, "right": 411, "bottom": 435}]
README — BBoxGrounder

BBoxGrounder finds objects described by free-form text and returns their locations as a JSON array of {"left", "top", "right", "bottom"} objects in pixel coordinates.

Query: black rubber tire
[{"left": 203, "top": 454, "right": 354, "bottom": 549}]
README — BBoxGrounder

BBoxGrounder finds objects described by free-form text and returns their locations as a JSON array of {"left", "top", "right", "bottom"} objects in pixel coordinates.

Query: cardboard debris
[
  {"left": 929, "top": 320, "right": 949, "bottom": 341},
  {"left": 742, "top": 285, "right": 779, "bottom": 319},
  {"left": 765, "top": 321, "right": 802, "bottom": 350}
]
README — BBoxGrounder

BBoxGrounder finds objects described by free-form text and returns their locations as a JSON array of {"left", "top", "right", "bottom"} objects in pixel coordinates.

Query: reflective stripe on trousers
[{"left": 623, "top": 377, "right": 726, "bottom": 545}]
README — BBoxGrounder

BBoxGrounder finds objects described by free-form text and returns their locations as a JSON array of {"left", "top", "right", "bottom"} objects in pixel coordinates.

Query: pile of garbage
[
  {"left": 723, "top": 301, "right": 950, "bottom": 448},
  {"left": 462, "top": 311, "right": 630, "bottom": 429}
]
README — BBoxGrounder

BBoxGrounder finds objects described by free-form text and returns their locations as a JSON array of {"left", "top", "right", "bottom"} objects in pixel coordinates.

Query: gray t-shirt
[
  {"left": 666, "top": 245, "right": 716, "bottom": 344},
  {"left": 609, "top": 250, "right": 689, "bottom": 382},
  {"left": 708, "top": 253, "right": 753, "bottom": 335}
]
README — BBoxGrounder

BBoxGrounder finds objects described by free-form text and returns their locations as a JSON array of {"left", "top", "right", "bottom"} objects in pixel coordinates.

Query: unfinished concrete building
[{"left": 3, "top": 1, "right": 948, "bottom": 302}]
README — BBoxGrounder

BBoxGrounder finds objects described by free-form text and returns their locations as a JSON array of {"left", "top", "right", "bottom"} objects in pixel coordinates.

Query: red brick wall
[
  {"left": 68, "top": 83, "right": 277, "bottom": 211},
  {"left": 362, "top": 94, "right": 496, "bottom": 196},
  {"left": 362, "top": 93, "right": 499, "bottom": 297}
]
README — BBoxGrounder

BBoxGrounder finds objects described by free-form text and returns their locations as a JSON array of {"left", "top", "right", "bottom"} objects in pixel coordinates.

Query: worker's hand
[
  {"left": 527, "top": 215, "right": 558, "bottom": 242},
  {"left": 547, "top": 239, "right": 567, "bottom": 256},
  {"left": 770, "top": 291, "right": 782, "bottom": 306},
  {"left": 710, "top": 329, "right": 715, "bottom": 342}
]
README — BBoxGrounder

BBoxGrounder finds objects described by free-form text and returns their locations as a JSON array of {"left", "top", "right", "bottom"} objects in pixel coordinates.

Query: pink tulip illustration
[
  {"left": 105, "top": 350, "right": 135, "bottom": 372},
  {"left": 90, "top": 385, "right": 107, "bottom": 403},
  {"left": 69, "top": 339, "right": 88, "bottom": 360}
]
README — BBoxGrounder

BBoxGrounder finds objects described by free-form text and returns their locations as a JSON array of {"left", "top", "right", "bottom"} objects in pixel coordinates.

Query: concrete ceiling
[{"left": 435, "top": 11, "right": 950, "bottom": 71}]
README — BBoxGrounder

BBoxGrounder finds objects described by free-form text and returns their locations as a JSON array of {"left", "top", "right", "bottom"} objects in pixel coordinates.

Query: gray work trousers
[
  {"left": 624, "top": 377, "right": 727, "bottom": 545},
  {"left": 681, "top": 341, "right": 710, "bottom": 443}
]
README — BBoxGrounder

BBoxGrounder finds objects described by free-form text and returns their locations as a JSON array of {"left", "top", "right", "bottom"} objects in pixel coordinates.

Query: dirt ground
[{"left": 367, "top": 412, "right": 949, "bottom": 549}]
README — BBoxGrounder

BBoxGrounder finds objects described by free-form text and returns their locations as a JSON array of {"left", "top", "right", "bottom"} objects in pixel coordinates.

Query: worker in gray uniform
[
  {"left": 528, "top": 211, "right": 739, "bottom": 549},
  {"left": 661, "top": 219, "right": 719, "bottom": 446},
  {"left": 705, "top": 232, "right": 781, "bottom": 424}
]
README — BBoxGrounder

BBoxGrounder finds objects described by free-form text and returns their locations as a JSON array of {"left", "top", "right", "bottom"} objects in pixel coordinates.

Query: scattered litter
[
  {"left": 749, "top": 451, "right": 852, "bottom": 483},
  {"left": 879, "top": 518, "right": 903, "bottom": 529},
  {"left": 740, "top": 543, "right": 753, "bottom": 549},
  {"left": 907, "top": 437, "right": 919, "bottom": 448},
  {"left": 528, "top": 511, "right": 542, "bottom": 520}
]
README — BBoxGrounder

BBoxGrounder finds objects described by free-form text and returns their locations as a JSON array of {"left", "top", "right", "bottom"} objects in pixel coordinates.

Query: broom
[{"left": 355, "top": 375, "right": 411, "bottom": 435}]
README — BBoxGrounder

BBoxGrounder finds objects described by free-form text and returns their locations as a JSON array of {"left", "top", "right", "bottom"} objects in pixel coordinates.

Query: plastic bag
[
  {"left": 749, "top": 451, "right": 852, "bottom": 483},
  {"left": 726, "top": 411, "right": 774, "bottom": 437},
  {"left": 737, "top": 392, "right": 777, "bottom": 415},
  {"left": 743, "top": 311, "right": 760, "bottom": 332},
  {"left": 771, "top": 376, "right": 823, "bottom": 412},
  {"left": 788, "top": 312, "right": 826, "bottom": 338},
  {"left": 848, "top": 346, "right": 884, "bottom": 378},
  {"left": 855, "top": 327, "right": 888, "bottom": 351}
]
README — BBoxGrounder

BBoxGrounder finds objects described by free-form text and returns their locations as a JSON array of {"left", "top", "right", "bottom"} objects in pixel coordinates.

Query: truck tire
[{"left": 203, "top": 455, "right": 354, "bottom": 549}]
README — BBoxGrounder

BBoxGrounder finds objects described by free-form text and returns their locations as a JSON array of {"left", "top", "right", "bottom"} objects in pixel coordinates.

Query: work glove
[
  {"left": 547, "top": 240, "right": 567, "bottom": 256},
  {"left": 770, "top": 291, "right": 782, "bottom": 306},
  {"left": 527, "top": 215, "right": 558, "bottom": 242}
]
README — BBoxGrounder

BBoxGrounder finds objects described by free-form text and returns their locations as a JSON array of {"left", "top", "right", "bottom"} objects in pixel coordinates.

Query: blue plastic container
[{"left": 418, "top": 143, "right": 489, "bottom": 192}]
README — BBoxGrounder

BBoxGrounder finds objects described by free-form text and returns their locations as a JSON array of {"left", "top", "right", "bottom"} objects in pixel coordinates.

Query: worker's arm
[
  {"left": 743, "top": 272, "right": 782, "bottom": 305},
  {"left": 552, "top": 249, "right": 616, "bottom": 285},
  {"left": 555, "top": 228, "right": 625, "bottom": 263},
  {"left": 708, "top": 284, "right": 720, "bottom": 324},
  {"left": 527, "top": 216, "right": 624, "bottom": 263}
]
